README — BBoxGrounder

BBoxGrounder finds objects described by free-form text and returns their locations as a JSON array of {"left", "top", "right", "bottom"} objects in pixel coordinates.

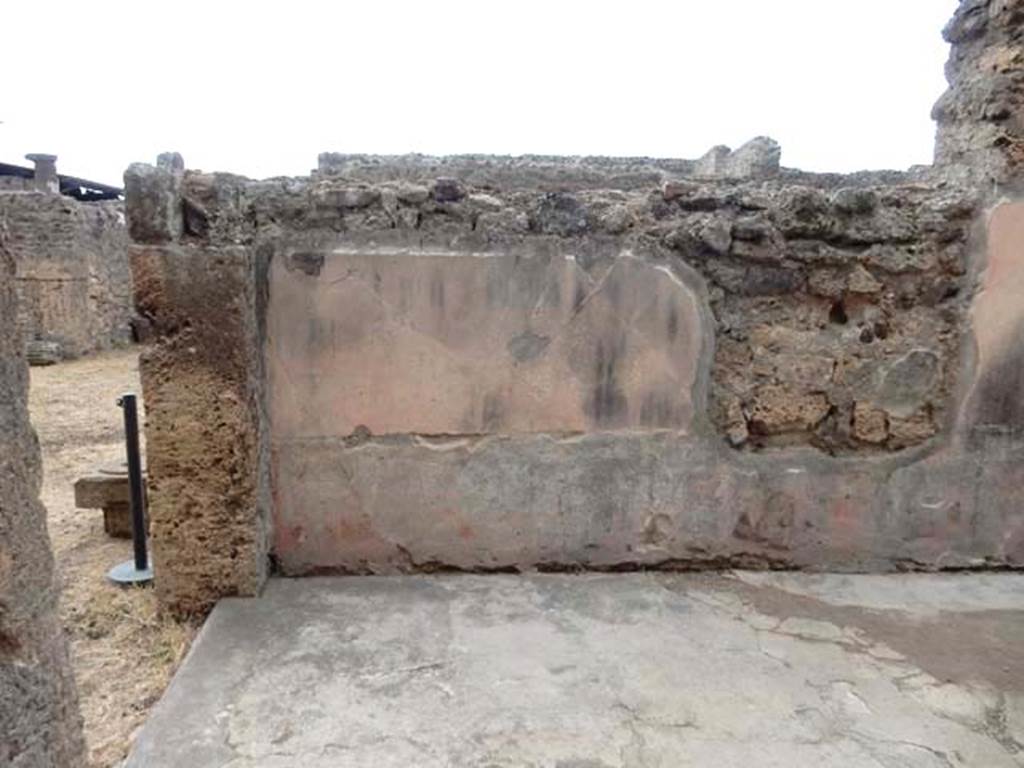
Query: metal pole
[
  {"left": 119, "top": 393, "right": 148, "bottom": 571},
  {"left": 107, "top": 393, "right": 153, "bottom": 585}
]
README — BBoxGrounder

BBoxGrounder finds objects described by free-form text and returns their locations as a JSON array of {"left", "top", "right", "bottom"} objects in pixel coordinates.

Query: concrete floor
[{"left": 126, "top": 573, "right": 1024, "bottom": 767}]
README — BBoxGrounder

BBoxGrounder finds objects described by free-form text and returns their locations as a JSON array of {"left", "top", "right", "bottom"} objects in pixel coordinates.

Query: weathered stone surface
[
  {"left": 73, "top": 473, "right": 132, "bottom": 508},
  {"left": 25, "top": 340, "right": 62, "bottom": 366},
  {"left": 852, "top": 401, "right": 888, "bottom": 444},
  {"left": 746, "top": 385, "right": 830, "bottom": 437},
  {"left": 962, "top": 201, "right": 1024, "bottom": 432},
  {"left": 846, "top": 265, "right": 882, "bottom": 294},
  {"left": 934, "top": 0, "right": 1024, "bottom": 184},
  {"left": 269, "top": 247, "right": 709, "bottom": 437},
  {"left": 124, "top": 162, "right": 183, "bottom": 243},
  {"left": 131, "top": 243, "right": 269, "bottom": 614},
  {"left": 0, "top": 192, "right": 132, "bottom": 357},
  {"left": 530, "top": 192, "right": 589, "bottom": 235},
  {"left": 694, "top": 137, "right": 782, "bottom": 180},
  {"left": 313, "top": 185, "right": 380, "bottom": 209},
  {"left": 73, "top": 473, "right": 149, "bottom": 539},
  {"left": 272, "top": 423, "right": 1024, "bottom": 574},
  {"left": 301, "top": 158, "right": 974, "bottom": 466},
  {"left": 0, "top": 234, "right": 84, "bottom": 766},
  {"left": 126, "top": 573, "right": 1024, "bottom": 768}
]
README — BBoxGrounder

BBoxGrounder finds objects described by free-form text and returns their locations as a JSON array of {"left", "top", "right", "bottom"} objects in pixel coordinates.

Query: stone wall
[
  {"left": 0, "top": 190, "right": 132, "bottom": 359},
  {"left": 127, "top": 0, "right": 1024, "bottom": 613},
  {"left": 0, "top": 228, "right": 84, "bottom": 765},
  {"left": 934, "top": 0, "right": 1024, "bottom": 185}
]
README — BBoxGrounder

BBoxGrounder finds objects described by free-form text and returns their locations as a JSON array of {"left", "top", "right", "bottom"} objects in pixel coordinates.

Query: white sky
[{"left": 1, "top": 1, "right": 957, "bottom": 187}]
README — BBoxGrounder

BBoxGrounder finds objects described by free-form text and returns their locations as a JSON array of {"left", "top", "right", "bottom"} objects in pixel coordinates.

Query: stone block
[
  {"left": 26, "top": 340, "right": 62, "bottom": 366},
  {"left": 73, "top": 473, "right": 149, "bottom": 539},
  {"left": 102, "top": 503, "right": 135, "bottom": 539},
  {"left": 135, "top": 244, "right": 269, "bottom": 614},
  {"left": 124, "top": 162, "right": 183, "bottom": 243},
  {"left": 747, "top": 385, "right": 830, "bottom": 436},
  {"left": 74, "top": 473, "right": 131, "bottom": 508},
  {"left": 695, "top": 137, "right": 781, "bottom": 180}
]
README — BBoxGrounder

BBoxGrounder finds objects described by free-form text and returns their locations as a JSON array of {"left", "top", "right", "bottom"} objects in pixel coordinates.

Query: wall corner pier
[{"left": 126, "top": 158, "right": 270, "bottom": 614}]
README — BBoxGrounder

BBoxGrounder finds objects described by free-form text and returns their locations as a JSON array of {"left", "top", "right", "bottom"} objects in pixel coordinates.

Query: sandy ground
[{"left": 29, "top": 348, "right": 195, "bottom": 768}]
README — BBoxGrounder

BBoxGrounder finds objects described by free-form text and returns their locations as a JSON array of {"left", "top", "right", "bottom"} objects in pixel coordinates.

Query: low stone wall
[
  {"left": 0, "top": 231, "right": 84, "bottom": 765},
  {"left": 0, "top": 190, "right": 132, "bottom": 359},
  {"left": 127, "top": 155, "right": 1021, "bottom": 612},
  {"left": 127, "top": 0, "right": 1024, "bottom": 614}
]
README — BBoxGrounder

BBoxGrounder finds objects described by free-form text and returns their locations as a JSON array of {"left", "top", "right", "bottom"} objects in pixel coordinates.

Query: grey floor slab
[{"left": 126, "top": 573, "right": 1024, "bottom": 767}]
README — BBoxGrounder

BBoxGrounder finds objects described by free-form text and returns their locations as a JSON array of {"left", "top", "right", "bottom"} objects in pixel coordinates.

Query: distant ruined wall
[
  {"left": 0, "top": 229, "right": 85, "bottom": 765},
  {"left": 0, "top": 191, "right": 132, "bottom": 358},
  {"left": 128, "top": 0, "right": 1024, "bottom": 614}
]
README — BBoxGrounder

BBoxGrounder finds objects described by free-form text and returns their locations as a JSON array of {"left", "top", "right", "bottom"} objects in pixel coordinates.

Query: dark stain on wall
[
  {"left": 287, "top": 251, "right": 325, "bottom": 277},
  {"left": 587, "top": 336, "right": 628, "bottom": 427}
]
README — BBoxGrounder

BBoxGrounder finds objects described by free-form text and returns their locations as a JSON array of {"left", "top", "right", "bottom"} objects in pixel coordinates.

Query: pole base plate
[{"left": 107, "top": 559, "right": 154, "bottom": 586}]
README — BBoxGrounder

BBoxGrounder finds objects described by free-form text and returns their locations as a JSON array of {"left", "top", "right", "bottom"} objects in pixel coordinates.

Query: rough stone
[
  {"left": 852, "top": 401, "right": 888, "bottom": 444},
  {"left": 597, "top": 204, "right": 633, "bottom": 234},
  {"left": 747, "top": 385, "right": 831, "bottom": 436},
  {"left": 832, "top": 187, "right": 878, "bottom": 215},
  {"left": 531, "top": 192, "right": 589, "bottom": 235},
  {"left": 877, "top": 349, "right": 940, "bottom": 418},
  {"left": 934, "top": 0, "right": 1024, "bottom": 184},
  {"left": 314, "top": 185, "right": 380, "bottom": 209},
  {"left": 0, "top": 232, "right": 85, "bottom": 766},
  {"left": 25, "top": 340, "right": 62, "bottom": 366},
  {"left": 694, "top": 136, "right": 782, "bottom": 180},
  {"left": 130, "top": 243, "right": 269, "bottom": 614},
  {"left": 846, "top": 265, "right": 883, "bottom": 294},
  {"left": 74, "top": 473, "right": 147, "bottom": 539},
  {"left": 888, "top": 409, "right": 938, "bottom": 448},
  {"left": 431, "top": 177, "right": 465, "bottom": 203},
  {"left": 395, "top": 183, "right": 430, "bottom": 205},
  {"left": 124, "top": 162, "right": 183, "bottom": 243},
  {"left": 807, "top": 268, "right": 847, "bottom": 298}
]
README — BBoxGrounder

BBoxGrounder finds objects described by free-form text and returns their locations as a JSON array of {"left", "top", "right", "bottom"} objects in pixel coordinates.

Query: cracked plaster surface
[
  {"left": 127, "top": 573, "right": 1024, "bottom": 767},
  {"left": 268, "top": 248, "right": 708, "bottom": 438}
]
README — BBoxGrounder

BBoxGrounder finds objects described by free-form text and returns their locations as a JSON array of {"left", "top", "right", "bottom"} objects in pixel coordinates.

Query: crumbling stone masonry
[
  {"left": 0, "top": 158, "right": 133, "bottom": 360},
  {"left": 128, "top": 0, "right": 1024, "bottom": 614},
  {"left": 0, "top": 237, "right": 85, "bottom": 764},
  {"left": 934, "top": 0, "right": 1024, "bottom": 185}
]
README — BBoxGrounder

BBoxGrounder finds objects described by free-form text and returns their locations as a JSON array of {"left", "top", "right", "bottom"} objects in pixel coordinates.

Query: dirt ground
[{"left": 29, "top": 347, "right": 195, "bottom": 768}]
